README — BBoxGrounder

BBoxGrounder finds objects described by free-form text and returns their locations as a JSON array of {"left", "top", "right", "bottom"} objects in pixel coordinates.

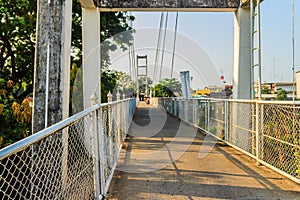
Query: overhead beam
[
  {"left": 95, "top": 0, "right": 240, "bottom": 11},
  {"left": 98, "top": 7, "right": 238, "bottom": 12},
  {"left": 241, "top": 0, "right": 264, "bottom": 8}
]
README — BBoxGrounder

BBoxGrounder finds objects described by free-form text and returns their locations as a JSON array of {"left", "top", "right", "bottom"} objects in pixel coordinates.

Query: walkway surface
[{"left": 106, "top": 103, "right": 300, "bottom": 200}]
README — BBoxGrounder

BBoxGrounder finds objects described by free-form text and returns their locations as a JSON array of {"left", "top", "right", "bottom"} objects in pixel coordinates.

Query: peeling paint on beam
[
  {"left": 96, "top": 0, "right": 240, "bottom": 11},
  {"left": 99, "top": 7, "right": 238, "bottom": 12}
]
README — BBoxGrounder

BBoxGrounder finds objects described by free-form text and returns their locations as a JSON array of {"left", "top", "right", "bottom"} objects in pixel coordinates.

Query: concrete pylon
[
  {"left": 33, "top": 0, "right": 72, "bottom": 133},
  {"left": 233, "top": 6, "right": 251, "bottom": 99},
  {"left": 82, "top": 7, "right": 101, "bottom": 109}
]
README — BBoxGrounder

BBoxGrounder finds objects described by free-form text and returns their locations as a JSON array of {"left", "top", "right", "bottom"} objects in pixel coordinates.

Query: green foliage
[
  {"left": 262, "top": 106, "right": 300, "bottom": 177},
  {"left": 115, "top": 72, "right": 135, "bottom": 98},
  {"left": 0, "top": 0, "right": 36, "bottom": 148},
  {"left": 261, "top": 87, "right": 271, "bottom": 94},
  {"left": 71, "top": 2, "right": 135, "bottom": 68},
  {"left": 138, "top": 77, "right": 152, "bottom": 95},
  {"left": 71, "top": 1, "right": 135, "bottom": 105},
  {"left": 153, "top": 78, "right": 182, "bottom": 97},
  {"left": 101, "top": 69, "right": 119, "bottom": 103},
  {"left": 70, "top": 63, "right": 83, "bottom": 115},
  {"left": 0, "top": 0, "right": 134, "bottom": 148},
  {"left": 275, "top": 88, "right": 287, "bottom": 100}
]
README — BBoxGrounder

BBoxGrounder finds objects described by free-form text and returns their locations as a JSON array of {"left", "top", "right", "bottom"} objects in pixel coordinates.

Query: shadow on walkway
[{"left": 107, "top": 102, "right": 300, "bottom": 199}]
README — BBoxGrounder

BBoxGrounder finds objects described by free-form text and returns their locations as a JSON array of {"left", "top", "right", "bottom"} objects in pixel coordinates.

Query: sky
[{"left": 109, "top": 0, "right": 299, "bottom": 89}]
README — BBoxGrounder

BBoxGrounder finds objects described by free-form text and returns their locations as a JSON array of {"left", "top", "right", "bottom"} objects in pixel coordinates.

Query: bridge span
[
  {"left": 107, "top": 102, "right": 300, "bottom": 199},
  {"left": 1, "top": 98, "right": 300, "bottom": 199}
]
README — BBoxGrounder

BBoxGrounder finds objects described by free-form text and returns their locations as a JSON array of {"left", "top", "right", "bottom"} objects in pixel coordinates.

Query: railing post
[
  {"left": 107, "top": 91, "right": 113, "bottom": 171},
  {"left": 91, "top": 93, "right": 101, "bottom": 198},
  {"left": 178, "top": 98, "right": 182, "bottom": 119},
  {"left": 107, "top": 91, "right": 113, "bottom": 103},
  {"left": 116, "top": 92, "right": 121, "bottom": 150},
  {"left": 98, "top": 106, "right": 105, "bottom": 195},
  {"left": 255, "top": 101, "right": 259, "bottom": 163},
  {"left": 193, "top": 99, "right": 198, "bottom": 126},
  {"left": 207, "top": 100, "right": 211, "bottom": 132},
  {"left": 225, "top": 100, "right": 229, "bottom": 142},
  {"left": 174, "top": 99, "right": 177, "bottom": 116},
  {"left": 255, "top": 101, "right": 264, "bottom": 164},
  {"left": 185, "top": 99, "right": 189, "bottom": 122}
]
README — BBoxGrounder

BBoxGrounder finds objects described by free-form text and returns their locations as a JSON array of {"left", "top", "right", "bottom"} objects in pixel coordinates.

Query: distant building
[
  {"left": 192, "top": 85, "right": 232, "bottom": 99},
  {"left": 255, "top": 81, "right": 297, "bottom": 100}
]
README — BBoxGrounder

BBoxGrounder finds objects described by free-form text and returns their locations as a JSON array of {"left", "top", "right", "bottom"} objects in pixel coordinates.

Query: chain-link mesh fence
[
  {"left": 229, "top": 100, "right": 256, "bottom": 155},
  {"left": 259, "top": 102, "right": 300, "bottom": 178},
  {"left": 0, "top": 98, "right": 136, "bottom": 199},
  {"left": 160, "top": 98, "right": 300, "bottom": 183},
  {"left": 209, "top": 100, "right": 226, "bottom": 140}
]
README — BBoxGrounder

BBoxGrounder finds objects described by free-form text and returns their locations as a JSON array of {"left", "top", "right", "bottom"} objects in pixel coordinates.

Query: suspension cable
[
  {"left": 170, "top": 12, "right": 179, "bottom": 80},
  {"left": 292, "top": 0, "right": 295, "bottom": 102},
  {"left": 159, "top": 12, "right": 169, "bottom": 81},
  {"left": 153, "top": 12, "right": 165, "bottom": 83}
]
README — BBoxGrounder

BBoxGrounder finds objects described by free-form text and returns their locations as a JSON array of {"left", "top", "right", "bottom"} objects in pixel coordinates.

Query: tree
[
  {"left": 275, "top": 88, "right": 287, "bottom": 100},
  {"left": 101, "top": 68, "right": 119, "bottom": 102},
  {"left": 0, "top": 0, "right": 135, "bottom": 147},
  {"left": 153, "top": 78, "right": 182, "bottom": 97},
  {"left": 262, "top": 87, "right": 271, "bottom": 94},
  {"left": 115, "top": 72, "right": 135, "bottom": 98},
  {"left": 0, "top": 0, "right": 37, "bottom": 148},
  {"left": 71, "top": 2, "right": 135, "bottom": 68},
  {"left": 137, "top": 77, "right": 153, "bottom": 95}
]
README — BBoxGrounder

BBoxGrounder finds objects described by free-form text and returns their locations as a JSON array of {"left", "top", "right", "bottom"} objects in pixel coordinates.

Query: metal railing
[
  {"left": 160, "top": 98, "right": 300, "bottom": 184},
  {"left": 0, "top": 98, "right": 136, "bottom": 199}
]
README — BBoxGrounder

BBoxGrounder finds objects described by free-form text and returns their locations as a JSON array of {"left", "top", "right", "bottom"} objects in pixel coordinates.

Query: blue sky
[{"left": 128, "top": 0, "right": 299, "bottom": 88}]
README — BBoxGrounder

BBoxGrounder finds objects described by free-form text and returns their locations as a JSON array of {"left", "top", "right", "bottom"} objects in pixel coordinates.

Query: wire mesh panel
[
  {"left": 195, "top": 99, "right": 207, "bottom": 131},
  {"left": 208, "top": 100, "right": 226, "bottom": 140},
  {"left": 1, "top": 98, "right": 137, "bottom": 199},
  {"left": 259, "top": 102, "right": 300, "bottom": 178},
  {"left": 99, "top": 99, "right": 136, "bottom": 194},
  {"left": 229, "top": 101, "right": 256, "bottom": 155},
  {"left": 0, "top": 114, "right": 95, "bottom": 200},
  {"left": 160, "top": 97, "right": 300, "bottom": 183}
]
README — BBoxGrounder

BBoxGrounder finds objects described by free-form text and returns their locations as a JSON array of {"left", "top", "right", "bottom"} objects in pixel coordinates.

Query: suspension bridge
[{"left": 1, "top": 0, "right": 300, "bottom": 199}]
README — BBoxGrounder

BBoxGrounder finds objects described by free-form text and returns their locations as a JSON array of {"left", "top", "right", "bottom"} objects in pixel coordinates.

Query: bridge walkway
[{"left": 106, "top": 102, "right": 300, "bottom": 199}]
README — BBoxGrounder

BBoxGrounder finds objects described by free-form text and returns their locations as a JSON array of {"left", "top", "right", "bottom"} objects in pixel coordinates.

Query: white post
[
  {"left": 233, "top": 7, "right": 251, "bottom": 99},
  {"left": 90, "top": 92, "right": 99, "bottom": 105},
  {"left": 116, "top": 90, "right": 121, "bottom": 101},
  {"left": 193, "top": 100, "right": 198, "bottom": 126},
  {"left": 82, "top": 8, "right": 101, "bottom": 109},
  {"left": 107, "top": 91, "right": 113, "bottom": 103},
  {"left": 185, "top": 99, "right": 189, "bottom": 122}
]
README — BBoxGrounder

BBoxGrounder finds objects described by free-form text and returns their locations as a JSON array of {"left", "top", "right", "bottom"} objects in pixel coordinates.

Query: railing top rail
[
  {"left": 256, "top": 100, "right": 300, "bottom": 105},
  {"left": 0, "top": 105, "right": 99, "bottom": 159},
  {"left": 160, "top": 97, "right": 300, "bottom": 105},
  {"left": 99, "top": 98, "right": 135, "bottom": 107},
  {"left": 0, "top": 98, "right": 135, "bottom": 160}
]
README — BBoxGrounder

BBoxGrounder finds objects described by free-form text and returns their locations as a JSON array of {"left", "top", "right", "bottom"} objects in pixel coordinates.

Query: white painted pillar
[
  {"left": 233, "top": 7, "right": 251, "bottom": 99},
  {"left": 82, "top": 8, "right": 101, "bottom": 108}
]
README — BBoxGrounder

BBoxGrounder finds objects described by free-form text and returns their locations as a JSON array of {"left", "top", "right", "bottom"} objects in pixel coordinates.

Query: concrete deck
[{"left": 106, "top": 102, "right": 300, "bottom": 199}]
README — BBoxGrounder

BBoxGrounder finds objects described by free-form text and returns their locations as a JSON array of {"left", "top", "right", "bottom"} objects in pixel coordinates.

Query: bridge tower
[
  {"left": 33, "top": 0, "right": 261, "bottom": 132},
  {"left": 136, "top": 55, "right": 148, "bottom": 101}
]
